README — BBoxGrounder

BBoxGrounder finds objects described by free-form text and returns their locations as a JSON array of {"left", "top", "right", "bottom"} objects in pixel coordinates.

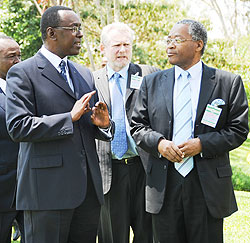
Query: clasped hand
[
  {"left": 70, "top": 90, "right": 110, "bottom": 128},
  {"left": 158, "top": 137, "right": 202, "bottom": 162}
]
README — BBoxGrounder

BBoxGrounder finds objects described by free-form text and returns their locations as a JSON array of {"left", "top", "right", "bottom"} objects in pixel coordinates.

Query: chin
[{"left": 117, "top": 61, "right": 129, "bottom": 68}]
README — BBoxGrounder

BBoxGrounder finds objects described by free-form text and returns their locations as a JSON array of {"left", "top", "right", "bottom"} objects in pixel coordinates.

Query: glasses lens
[{"left": 165, "top": 38, "right": 171, "bottom": 45}]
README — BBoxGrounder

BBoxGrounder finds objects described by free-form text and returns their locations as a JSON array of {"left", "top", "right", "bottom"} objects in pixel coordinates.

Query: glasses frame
[
  {"left": 165, "top": 37, "right": 194, "bottom": 45},
  {"left": 54, "top": 26, "right": 82, "bottom": 34}
]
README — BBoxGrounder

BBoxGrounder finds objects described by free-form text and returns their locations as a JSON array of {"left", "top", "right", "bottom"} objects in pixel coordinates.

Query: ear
[
  {"left": 100, "top": 43, "right": 105, "bottom": 55},
  {"left": 47, "top": 27, "right": 57, "bottom": 41},
  {"left": 196, "top": 40, "right": 204, "bottom": 53}
]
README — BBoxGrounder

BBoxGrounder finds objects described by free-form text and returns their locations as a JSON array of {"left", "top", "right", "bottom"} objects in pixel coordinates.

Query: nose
[
  {"left": 76, "top": 29, "right": 83, "bottom": 38},
  {"left": 119, "top": 45, "right": 126, "bottom": 52},
  {"left": 13, "top": 55, "right": 21, "bottom": 64},
  {"left": 166, "top": 41, "right": 176, "bottom": 50}
]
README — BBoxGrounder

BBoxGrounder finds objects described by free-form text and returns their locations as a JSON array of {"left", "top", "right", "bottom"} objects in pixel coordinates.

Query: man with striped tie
[{"left": 131, "top": 19, "right": 249, "bottom": 243}]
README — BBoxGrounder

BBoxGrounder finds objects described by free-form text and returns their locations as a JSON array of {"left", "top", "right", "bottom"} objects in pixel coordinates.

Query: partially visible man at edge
[
  {"left": 0, "top": 35, "right": 25, "bottom": 243},
  {"left": 5, "top": 6, "right": 114, "bottom": 243},
  {"left": 131, "top": 19, "right": 249, "bottom": 243},
  {"left": 93, "top": 22, "right": 159, "bottom": 243}
]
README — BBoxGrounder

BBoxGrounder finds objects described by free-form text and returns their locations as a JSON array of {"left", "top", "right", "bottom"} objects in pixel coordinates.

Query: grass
[
  {"left": 224, "top": 191, "right": 250, "bottom": 242},
  {"left": 230, "top": 134, "right": 250, "bottom": 191}
]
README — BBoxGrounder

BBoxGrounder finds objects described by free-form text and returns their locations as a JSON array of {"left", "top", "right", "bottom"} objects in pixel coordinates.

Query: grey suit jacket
[
  {"left": 131, "top": 63, "right": 249, "bottom": 218},
  {"left": 5, "top": 51, "right": 114, "bottom": 210},
  {"left": 0, "top": 88, "right": 19, "bottom": 211},
  {"left": 93, "top": 63, "right": 160, "bottom": 194}
]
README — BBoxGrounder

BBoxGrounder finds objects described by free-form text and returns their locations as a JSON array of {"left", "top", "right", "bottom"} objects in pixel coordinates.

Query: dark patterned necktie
[{"left": 59, "top": 60, "right": 68, "bottom": 83}]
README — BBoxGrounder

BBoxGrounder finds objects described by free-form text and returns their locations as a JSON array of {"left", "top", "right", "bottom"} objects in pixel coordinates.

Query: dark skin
[
  {"left": 158, "top": 24, "right": 203, "bottom": 163},
  {"left": 44, "top": 10, "right": 110, "bottom": 128},
  {"left": 0, "top": 39, "right": 21, "bottom": 80}
]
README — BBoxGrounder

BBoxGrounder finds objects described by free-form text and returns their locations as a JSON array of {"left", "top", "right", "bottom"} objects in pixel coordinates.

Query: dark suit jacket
[
  {"left": 5, "top": 51, "right": 114, "bottom": 211},
  {"left": 0, "top": 88, "right": 19, "bottom": 212},
  {"left": 93, "top": 63, "right": 160, "bottom": 194},
  {"left": 131, "top": 63, "right": 249, "bottom": 218}
]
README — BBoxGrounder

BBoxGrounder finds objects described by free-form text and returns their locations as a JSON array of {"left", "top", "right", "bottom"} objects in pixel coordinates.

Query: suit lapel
[
  {"left": 36, "top": 52, "right": 76, "bottom": 99},
  {"left": 196, "top": 64, "right": 216, "bottom": 122},
  {"left": 125, "top": 63, "right": 142, "bottom": 103},
  {"left": 160, "top": 68, "right": 174, "bottom": 117},
  {"left": 95, "top": 68, "right": 111, "bottom": 109},
  {"left": 68, "top": 62, "right": 92, "bottom": 100}
]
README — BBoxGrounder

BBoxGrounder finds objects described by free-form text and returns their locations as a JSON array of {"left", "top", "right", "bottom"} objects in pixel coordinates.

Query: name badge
[
  {"left": 201, "top": 104, "right": 222, "bottom": 128},
  {"left": 130, "top": 74, "right": 143, "bottom": 90}
]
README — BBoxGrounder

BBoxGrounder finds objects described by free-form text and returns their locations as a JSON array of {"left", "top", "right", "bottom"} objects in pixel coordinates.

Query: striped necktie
[
  {"left": 173, "top": 71, "right": 194, "bottom": 177},
  {"left": 111, "top": 72, "right": 128, "bottom": 159}
]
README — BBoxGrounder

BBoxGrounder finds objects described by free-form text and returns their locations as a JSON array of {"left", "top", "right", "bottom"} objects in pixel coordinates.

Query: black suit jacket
[
  {"left": 93, "top": 63, "right": 160, "bottom": 194},
  {"left": 5, "top": 51, "right": 114, "bottom": 210},
  {"left": 0, "top": 88, "right": 19, "bottom": 211},
  {"left": 131, "top": 63, "right": 249, "bottom": 218}
]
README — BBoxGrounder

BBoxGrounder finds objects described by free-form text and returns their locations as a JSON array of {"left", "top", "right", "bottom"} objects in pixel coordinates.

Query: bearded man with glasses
[{"left": 5, "top": 5, "right": 114, "bottom": 243}]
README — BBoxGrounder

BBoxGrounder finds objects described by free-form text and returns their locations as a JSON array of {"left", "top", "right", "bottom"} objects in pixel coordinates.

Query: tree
[{"left": 0, "top": 0, "right": 42, "bottom": 60}]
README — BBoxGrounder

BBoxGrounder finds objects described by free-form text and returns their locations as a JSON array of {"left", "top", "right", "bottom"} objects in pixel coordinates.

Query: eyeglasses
[
  {"left": 165, "top": 37, "right": 193, "bottom": 45},
  {"left": 54, "top": 26, "right": 82, "bottom": 33}
]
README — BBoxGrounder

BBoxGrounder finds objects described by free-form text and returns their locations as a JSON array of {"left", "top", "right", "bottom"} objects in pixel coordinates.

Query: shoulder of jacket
[{"left": 138, "top": 64, "right": 161, "bottom": 76}]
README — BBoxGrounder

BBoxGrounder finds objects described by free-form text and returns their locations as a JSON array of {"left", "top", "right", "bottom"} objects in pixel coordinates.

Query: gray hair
[
  {"left": 177, "top": 19, "right": 207, "bottom": 55},
  {"left": 101, "top": 22, "right": 134, "bottom": 46},
  {"left": 0, "top": 34, "right": 14, "bottom": 41}
]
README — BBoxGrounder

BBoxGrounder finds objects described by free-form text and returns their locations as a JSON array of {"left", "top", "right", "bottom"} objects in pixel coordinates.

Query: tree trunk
[{"left": 114, "top": 0, "right": 120, "bottom": 22}]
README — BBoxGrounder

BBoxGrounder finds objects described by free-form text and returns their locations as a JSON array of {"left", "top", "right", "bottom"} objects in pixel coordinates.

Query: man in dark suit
[
  {"left": 5, "top": 6, "right": 114, "bottom": 243},
  {"left": 131, "top": 19, "right": 249, "bottom": 243},
  {"left": 0, "top": 35, "right": 24, "bottom": 243},
  {"left": 93, "top": 22, "right": 159, "bottom": 243}
]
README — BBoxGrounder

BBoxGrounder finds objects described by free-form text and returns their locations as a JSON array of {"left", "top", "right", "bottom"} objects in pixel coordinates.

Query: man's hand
[
  {"left": 91, "top": 101, "right": 110, "bottom": 128},
  {"left": 178, "top": 137, "right": 202, "bottom": 158},
  {"left": 71, "top": 91, "right": 96, "bottom": 122},
  {"left": 158, "top": 138, "right": 184, "bottom": 162}
]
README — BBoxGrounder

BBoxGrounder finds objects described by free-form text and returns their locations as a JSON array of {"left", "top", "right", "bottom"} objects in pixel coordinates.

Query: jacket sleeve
[
  {"left": 6, "top": 64, "right": 74, "bottom": 143},
  {"left": 130, "top": 76, "right": 165, "bottom": 158}
]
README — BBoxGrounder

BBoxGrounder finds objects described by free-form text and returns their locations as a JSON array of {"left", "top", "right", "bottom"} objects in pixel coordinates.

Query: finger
[
  {"left": 167, "top": 146, "right": 183, "bottom": 162},
  {"left": 94, "top": 101, "right": 107, "bottom": 110},
  {"left": 80, "top": 90, "right": 96, "bottom": 103},
  {"left": 172, "top": 144, "right": 184, "bottom": 158}
]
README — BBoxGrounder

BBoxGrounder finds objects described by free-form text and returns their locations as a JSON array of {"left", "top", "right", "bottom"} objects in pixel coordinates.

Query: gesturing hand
[
  {"left": 91, "top": 101, "right": 110, "bottom": 128},
  {"left": 71, "top": 91, "right": 96, "bottom": 122}
]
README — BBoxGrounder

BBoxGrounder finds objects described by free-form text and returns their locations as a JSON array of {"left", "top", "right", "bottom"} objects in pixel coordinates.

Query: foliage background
[{"left": 0, "top": 0, "right": 250, "bottom": 188}]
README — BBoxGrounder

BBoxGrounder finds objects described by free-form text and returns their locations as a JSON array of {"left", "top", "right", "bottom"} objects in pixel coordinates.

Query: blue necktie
[
  {"left": 59, "top": 60, "right": 68, "bottom": 83},
  {"left": 173, "top": 71, "right": 194, "bottom": 177},
  {"left": 111, "top": 73, "right": 128, "bottom": 159}
]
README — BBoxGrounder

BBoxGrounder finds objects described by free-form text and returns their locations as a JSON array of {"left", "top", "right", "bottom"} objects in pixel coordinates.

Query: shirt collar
[
  {"left": 0, "top": 78, "right": 6, "bottom": 93},
  {"left": 107, "top": 63, "right": 130, "bottom": 81},
  {"left": 40, "top": 45, "right": 68, "bottom": 70},
  {"left": 175, "top": 60, "right": 202, "bottom": 80}
]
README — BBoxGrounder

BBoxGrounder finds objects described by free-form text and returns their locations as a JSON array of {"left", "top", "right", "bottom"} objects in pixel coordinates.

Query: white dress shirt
[
  {"left": 174, "top": 60, "right": 203, "bottom": 131},
  {"left": 40, "top": 45, "right": 74, "bottom": 92}
]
